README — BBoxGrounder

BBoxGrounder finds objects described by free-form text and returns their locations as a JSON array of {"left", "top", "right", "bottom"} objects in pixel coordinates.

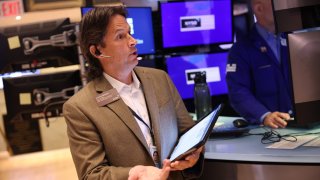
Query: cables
[
  {"left": 43, "top": 100, "right": 66, "bottom": 127},
  {"left": 247, "top": 127, "right": 298, "bottom": 144}
]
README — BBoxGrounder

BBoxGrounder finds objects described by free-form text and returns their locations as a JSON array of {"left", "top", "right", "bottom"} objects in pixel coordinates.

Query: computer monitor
[
  {"left": 0, "top": 70, "right": 40, "bottom": 89},
  {"left": 159, "top": 0, "right": 233, "bottom": 52},
  {"left": 288, "top": 30, "right": 320, "bottom": 128},
  {"left": 166, "top": 51, "right": 228, "bottom": 100},
  {"left": 2, "top": 69, "right": 82, "bottom": 154},
  {"left": 80, "top": 6, "right": 156, "bottom": 55},
  {"left": 26, "top": 0, "right": 83, "bottom": 11},
  {"left": 0, "top": 18, "right": 79, "bottom": 74},
  {"left": 3, "top": 69, "right": 82, "bottom": 118}
]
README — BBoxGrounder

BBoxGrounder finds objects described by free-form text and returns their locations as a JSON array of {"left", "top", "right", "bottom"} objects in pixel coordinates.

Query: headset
[{"left": 95, "top": 49, "right": 111, "bottom": 58}]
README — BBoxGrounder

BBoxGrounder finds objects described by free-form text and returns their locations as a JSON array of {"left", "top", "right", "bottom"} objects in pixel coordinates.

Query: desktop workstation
[
  {"left": 200, "top": 1, "right": 320, "bottom": 176},
  {"left": 0, "top": 0, "right": 319, "bottom": 179},
  {"left": 201, "top": 117, "right": 320, "bottom": 180}
]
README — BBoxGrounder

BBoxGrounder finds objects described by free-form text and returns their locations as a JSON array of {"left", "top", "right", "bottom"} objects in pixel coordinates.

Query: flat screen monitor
[
  {"left": 0, "top": 18, "right": 79, "bottom": 74},
  {"left": 81, "top": 7, "right": 155, "bottom": 55},
  {"left": 2, "top": 69, "right": 82, "bottom": 154},
  {"left": 3, "top": 69, "right": 82, "bottom": 119},
  {"left": 0, "top": 70, "right": 40, "bottom": 89},
  {"left": 166, "top": 51, "right": 228, "bottom": 100},
  {"left": 288, "top": 30, "right": 320, "bottom": 128},
  {"left": 159, "top": 0, "right": 233, "bottom": 51},
  {"left": 26, "top": 0, "right": 83, "bottom": 11}
]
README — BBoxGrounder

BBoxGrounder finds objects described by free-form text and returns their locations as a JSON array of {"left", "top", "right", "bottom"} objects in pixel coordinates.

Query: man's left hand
[{"left": 170, "top": 146, "right": 204, "bottom": 171}]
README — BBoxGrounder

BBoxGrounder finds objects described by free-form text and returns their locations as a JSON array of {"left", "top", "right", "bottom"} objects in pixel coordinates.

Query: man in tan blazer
[{"left": 63, "top": 6, "right": 204, "bottom": 180}]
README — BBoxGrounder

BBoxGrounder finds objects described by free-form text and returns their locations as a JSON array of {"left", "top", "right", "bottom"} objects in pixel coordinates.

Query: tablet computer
[{"left": 168, "top": 104, "right": 224, "bottom": 162}]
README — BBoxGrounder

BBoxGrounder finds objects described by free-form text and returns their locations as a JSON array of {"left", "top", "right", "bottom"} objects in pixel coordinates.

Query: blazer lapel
[
  {"left": 251, "top": 26, "right": 280, "bottom": 67},
  {"left": 93, "top": 76, "right": 150, "bottom": 152},
  {"left": 134, "top": 68, "right": 163, "bottom": 160}
]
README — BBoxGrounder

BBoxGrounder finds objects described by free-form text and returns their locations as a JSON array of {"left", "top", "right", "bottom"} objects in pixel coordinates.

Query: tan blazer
[{"left": 63, "top": 67, "right": 200, "bottom": 180}]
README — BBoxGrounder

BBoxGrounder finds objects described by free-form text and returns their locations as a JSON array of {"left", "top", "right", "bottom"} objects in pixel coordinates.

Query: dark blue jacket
[{"left": 226, "top": 26, "right": 293, "bottom": 124}]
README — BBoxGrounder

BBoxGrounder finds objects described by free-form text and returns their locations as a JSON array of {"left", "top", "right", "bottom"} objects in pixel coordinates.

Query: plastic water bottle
[{"left": 194, "top": 71, "right": 212, "bottom": 120}]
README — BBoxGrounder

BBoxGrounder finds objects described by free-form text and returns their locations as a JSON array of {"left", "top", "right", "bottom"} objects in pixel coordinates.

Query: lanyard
[
  {"left": 127, "top": 106, "right": 160, "bottom": 167},
  {"left": 127, "top": 106, "right": 155, "bottom": 144}
]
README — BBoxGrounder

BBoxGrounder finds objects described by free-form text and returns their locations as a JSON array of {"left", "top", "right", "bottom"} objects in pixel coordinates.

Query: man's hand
[
  {"left": 128, "top": 159, "right": 171, "bottom": 180},
  {"left": 170, "top": 146, "right": 204, "bottom": 171},
  {"left": 263, "top": 112, "right": 291, "bottom": 128}
]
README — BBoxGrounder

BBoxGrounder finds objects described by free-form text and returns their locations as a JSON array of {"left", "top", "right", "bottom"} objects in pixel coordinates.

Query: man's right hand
[
  {"left": 263, "top": 111, "right": 291, "bottom": 128},
  {"left": 128, "top": 159, "right": 171, "bottom": 180}
]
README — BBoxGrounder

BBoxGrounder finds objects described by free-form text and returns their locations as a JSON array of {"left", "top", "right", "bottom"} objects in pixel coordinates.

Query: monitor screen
[
  {"left": 159, "top": 0, "right": 233, "bottom": 49},
  {"left": 81, "top": 7, "right": 155, "bottom": 55},
  {"left": 166, "top": 51, "right": 228, "bottom": 99},
  {"left": 0, "top": 18, "right": 78, "bottom": 74}
]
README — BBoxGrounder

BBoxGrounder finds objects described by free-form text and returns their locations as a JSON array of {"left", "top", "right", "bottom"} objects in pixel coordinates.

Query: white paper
[
  {"left": 266, "top": 135, "right": 318, "bottom": 149},
  {"left": 303, "top": 137, "right": 320, "bottom": 147}
]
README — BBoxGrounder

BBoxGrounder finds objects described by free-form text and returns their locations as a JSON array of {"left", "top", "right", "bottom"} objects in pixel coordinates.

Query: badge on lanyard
[
  {"left": 150, "top": 145, "right": 160, "bottom": 168},
  {"left": 95, "top": 88, "right": 120, "bottom": 106}
]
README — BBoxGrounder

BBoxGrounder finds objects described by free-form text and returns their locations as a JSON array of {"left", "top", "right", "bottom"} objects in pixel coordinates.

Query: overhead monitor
[
  {"left": 166, "top": 51, "right": 228, "bottom": 100},
  {"left": 159, "top": 0, "right": 233, "bottom": 52},
  {"left": 3, "top": 69, "right": 82, "bottom": 118},
  {"left": 0, "top": 18, "right": 79, "bottom": 74},
  {"left": 81, "top": 7, "right": 156, "bottom": 55},
  {"left": 287, "top": 30, "right": 320, "bottom": 128},
  {"left": 2, "top": 69, "right": 82, "bottom": 154},
  {"left": 26, "top": 0, "right": 84, "bottom": 11},
  {"left": 0, "top": 70, "right": 40, "bottom": 89}
]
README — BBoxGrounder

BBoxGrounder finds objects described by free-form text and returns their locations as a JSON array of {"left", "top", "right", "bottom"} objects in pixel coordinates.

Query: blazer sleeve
[
  {"left": 164, "top": 71, "right": 194, "bottom": 133},
  {"left": 226, "top": 42, "right": 270, "bottom": 124}
]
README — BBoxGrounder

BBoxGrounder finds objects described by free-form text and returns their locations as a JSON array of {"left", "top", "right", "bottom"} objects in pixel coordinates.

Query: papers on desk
[
  {"left": 266, "top": 135, "right": 319, "bottom": 149},
  {"left": 304, "top": 137, "right": 320, "bottom": 147}
]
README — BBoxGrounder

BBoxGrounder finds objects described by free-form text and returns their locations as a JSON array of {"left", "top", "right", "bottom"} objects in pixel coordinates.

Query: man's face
[{"left": 98, "top": 14, "right": 138, "bottom": 74}]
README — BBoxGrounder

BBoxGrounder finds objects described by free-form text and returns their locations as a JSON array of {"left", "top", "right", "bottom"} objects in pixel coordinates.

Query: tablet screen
[{"left": 169, "top": 104, "right": 222, "bottom": 161}]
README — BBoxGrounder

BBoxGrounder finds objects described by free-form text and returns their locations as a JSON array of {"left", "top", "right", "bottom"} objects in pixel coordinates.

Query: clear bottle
[{"left": 194, "top": 71, "right": 212, "bottom": 120}]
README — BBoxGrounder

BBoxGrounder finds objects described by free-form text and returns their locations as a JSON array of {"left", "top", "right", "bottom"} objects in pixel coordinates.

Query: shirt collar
[
  {"left": 103, "top": 71, "right": 141, "bottom": 93},
  {"left": 255, "top": 23, "right": 276, "bottom": 41}
]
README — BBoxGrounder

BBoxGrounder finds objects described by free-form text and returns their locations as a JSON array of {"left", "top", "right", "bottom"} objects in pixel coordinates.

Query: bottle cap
[{"left": 194, "top": 71, "right": 207, "bottom": 83}]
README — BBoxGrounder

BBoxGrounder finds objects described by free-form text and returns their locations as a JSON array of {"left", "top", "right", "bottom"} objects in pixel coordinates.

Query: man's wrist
[{"left": 260, "top": 112, "right": 271, "bottom": 124}]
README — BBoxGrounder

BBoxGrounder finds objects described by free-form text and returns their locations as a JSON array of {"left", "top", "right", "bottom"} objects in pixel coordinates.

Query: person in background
[
  {"left": 63, "top": 6, "right": 204, "bottom": 180},
  {"left": 226, "top": 0, "right": 293, "bottom": 128}
]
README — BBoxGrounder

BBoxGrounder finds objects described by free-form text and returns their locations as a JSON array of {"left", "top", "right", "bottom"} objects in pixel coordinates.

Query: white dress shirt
[{"left": 103, "top": 72, "right": 154, "bottom": 149}]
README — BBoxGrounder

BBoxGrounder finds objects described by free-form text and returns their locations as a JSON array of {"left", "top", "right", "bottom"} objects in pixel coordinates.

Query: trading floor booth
[
  {"left": 0, "top": 0, "right": 319, "bottom": 179},
  {"left": 201, "top": 118, "right": 320, "bottom": 180},
  {"left": 201, "top": 1, "right": 320, "bottom": 179}
]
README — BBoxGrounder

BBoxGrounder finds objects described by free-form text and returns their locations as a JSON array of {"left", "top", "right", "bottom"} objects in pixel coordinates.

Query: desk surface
[{"left": 205, "top": 117, "right": 320, "bottom": 164}]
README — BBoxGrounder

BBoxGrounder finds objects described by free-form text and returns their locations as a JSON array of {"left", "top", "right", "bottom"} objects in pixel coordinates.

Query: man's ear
[
  {"left": 253, "top": 2, "right": 263, "bottom": 16},
  {"left": 89, "top": 45, "right": 99, "bottom": 58}
]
